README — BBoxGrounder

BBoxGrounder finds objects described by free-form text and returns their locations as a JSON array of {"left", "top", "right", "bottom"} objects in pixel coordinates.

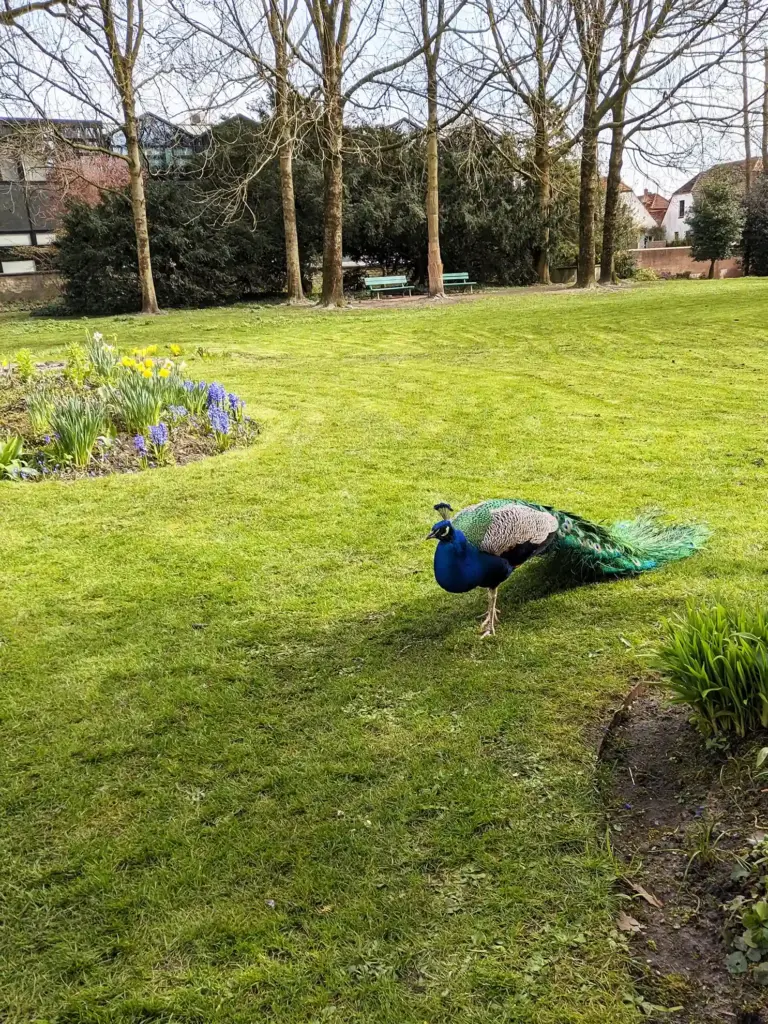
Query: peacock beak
[{"left": 426, "top": 528, "right": 438, "bottom": 540}]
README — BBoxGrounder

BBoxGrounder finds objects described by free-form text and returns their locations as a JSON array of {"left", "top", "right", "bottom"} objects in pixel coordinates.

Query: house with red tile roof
[
  {"left": 639, "top": 190, "right": 669, "bottom": 226},
  {"left": 661, "top": 158, "right": 763, "bottom": 242}
]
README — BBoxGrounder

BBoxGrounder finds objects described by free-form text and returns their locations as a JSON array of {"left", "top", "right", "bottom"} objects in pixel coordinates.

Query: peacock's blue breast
[{"left": 434, "top": 539, "right": 512, "bottom": 594}]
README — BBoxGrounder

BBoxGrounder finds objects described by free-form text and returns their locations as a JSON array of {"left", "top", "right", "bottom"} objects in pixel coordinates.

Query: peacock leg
[{"left": 480, "top": 588, "right": 498, "bottom": 637}]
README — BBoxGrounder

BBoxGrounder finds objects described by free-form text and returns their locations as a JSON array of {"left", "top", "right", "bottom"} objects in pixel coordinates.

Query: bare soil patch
[{"left": 601, "top": 692, "right": 768, "bottom": 1022}]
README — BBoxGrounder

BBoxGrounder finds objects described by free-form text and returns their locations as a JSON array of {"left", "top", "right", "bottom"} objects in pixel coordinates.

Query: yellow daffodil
[
  {"left": 142, "top": 369, "right": 152, "bottom": 379},
  {"left": 169, "top": 344, "right": 182, "bottom": 357},
  {"left": 146, "top": 345, "right": 159, "bottom": 356},
  {"left": 158, "top": 367, "right": 170, "bottom": 379},
  {"left": 144, "top": 358, "right": 154, "bottom": 369},
  {"left": 121, "top": 356, "right": 134, "bottom": 368}
]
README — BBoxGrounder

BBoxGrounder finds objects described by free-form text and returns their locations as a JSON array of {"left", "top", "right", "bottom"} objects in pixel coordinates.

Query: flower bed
[{"left": 0, "top": 333, "right": 258, "bottom": 481}]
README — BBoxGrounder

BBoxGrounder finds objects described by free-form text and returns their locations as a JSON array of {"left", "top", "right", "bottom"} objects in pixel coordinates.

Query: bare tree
[
  {"left": 572, "top": 0, "right": 733, "bottom": 288},
  {"left": 742, "top": 3, "right": 754, "bottom": 194},
  {"left": 421, "top": 0, "right": 446, "bottom": 295},
  {"left": 763, "top": 44, "right": 768, "bottom": 168},
  {"left": 482, "top": 0, "right": 581, "bottom": 284},
  {"left": 300, "top": 0, "right": 441, "bottom": 306},
  {"left": 1, "top": 0, "right": 162, "bottom": 312},
  {"left": 168, "top": 0, "right": 307, "bottom": 301},
  {"left": 0, "top": 0, "right": 64, "bottom": 23},
  {"left": 271, "top": 0, "right": 305, "bottom": 300}
]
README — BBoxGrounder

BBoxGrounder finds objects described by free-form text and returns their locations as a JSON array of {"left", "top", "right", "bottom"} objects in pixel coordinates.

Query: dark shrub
[{"left": 57, "top": 182, "right": 276, "bottom": 315}]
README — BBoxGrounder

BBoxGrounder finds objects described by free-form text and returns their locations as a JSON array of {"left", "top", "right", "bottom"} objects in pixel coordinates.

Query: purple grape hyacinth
[
  {"left": 149, "top": 423, "right": 169, "bottom": 447},
  {"left": 207, "top": 382, "right": 226, "bottom": 408},
  {"left": 228, "top": 392, "right": 244, "bottom": 413},
  {"left": 134, "top": 435, "right": 148, "bottom": 455},
  {"left": 208, "top": 406, "right": 230, "bottom": 435}
]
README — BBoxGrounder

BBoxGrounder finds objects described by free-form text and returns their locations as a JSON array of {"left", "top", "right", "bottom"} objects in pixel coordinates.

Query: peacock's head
[
  {"left": 427, "top": 502, "right": 454, "bottom": 541},
  {"left": 427, "top": 520, "right": 454, "bottom": 542}
]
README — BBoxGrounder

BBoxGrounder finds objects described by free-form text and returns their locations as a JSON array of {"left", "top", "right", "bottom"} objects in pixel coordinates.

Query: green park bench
[
  {"left": 442, "top": 271, "right": 476, "bottom": 292},
  {"left": 364, "top": 275, "right": 413, "bottom": 298}
]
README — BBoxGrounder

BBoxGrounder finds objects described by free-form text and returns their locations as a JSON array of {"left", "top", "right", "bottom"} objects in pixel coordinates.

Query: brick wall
[
  {"left": 632, "top": 246, "right": 741, "bottom": 278},
  {"left": 0, "top": 271, "right": 63, "bottom": 304}
]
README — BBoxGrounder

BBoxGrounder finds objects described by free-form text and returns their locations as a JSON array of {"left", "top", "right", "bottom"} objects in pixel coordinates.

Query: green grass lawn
[{"left": 2, "top": 281, "right": 767, "bottom": 1023}]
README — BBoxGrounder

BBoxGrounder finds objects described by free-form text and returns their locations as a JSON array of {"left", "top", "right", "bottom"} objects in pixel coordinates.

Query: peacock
[{"left": 427, "top": 499, "right": 709, "bottom": 636}]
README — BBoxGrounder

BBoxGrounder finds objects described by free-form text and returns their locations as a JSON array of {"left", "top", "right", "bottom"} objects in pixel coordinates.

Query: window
[
  {"left": 674, "top": 231, "right": 679, "bottom": 241},
  {"left": 679, "top": 199, "right": 685, "bottom": 218}
]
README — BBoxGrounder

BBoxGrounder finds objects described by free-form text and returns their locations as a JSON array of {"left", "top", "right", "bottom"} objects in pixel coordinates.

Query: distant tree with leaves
[
  {"left": 743, "top": 174, "right": 768, "bottom": 276},
  {"left": 687, "top": 173, "right": 744, "bottom": 278}
]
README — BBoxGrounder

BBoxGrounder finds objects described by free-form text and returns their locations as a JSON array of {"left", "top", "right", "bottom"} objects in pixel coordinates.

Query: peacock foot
[{"left": 479, "top": 588, "right": 499, "bottom": 637}]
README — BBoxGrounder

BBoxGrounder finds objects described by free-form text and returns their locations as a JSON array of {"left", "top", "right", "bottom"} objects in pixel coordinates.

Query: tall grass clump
[
  {"left": 110, "top": 372, "right": 165, "bottom": 434},
  {"left": 656, "top": 603, "right": 768, "bottom": 738},
  {"left": 49, "top": 397, "right": 106, "bottom": 469},
  {"left": 26, "top": 391, "right": 55, "bottom": 436},
  {"left": 86, "top": 332, "right": 119, "bottom": 384},
  {"left": 109, "top": 366, "right": 189, "bottom": 433},
  {"left": 180, "top": 379, "right": 209, "bottom": 415}
]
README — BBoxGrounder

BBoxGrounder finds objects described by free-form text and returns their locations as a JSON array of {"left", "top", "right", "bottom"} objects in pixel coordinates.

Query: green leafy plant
[
  {"left": 49, "top": 397, "right": 106, "bottom": 469},
  {"left": 26, "top": 391, "right": 55, "bottom": 436},
  {"left": 683, "top": 816, "right": 725, "bottom": 879},
  {"left": 613, "top": 251, "right": 636, "bottom": 280},
  {"left": 725, "top": 832, "right": 768, "bottom": 982},
  {"left": 109, "top": 366, "right": 191, "bottom": 434},
  {"left": 655, "top": 603, "right": 768, "bottom": 738},
  {"left": 633, "top": 267, "right": 659, "bottom": 282},
  {"left": 179, "top": 379, "right": 209, "bottom": 415},
  {"left": 13, "top": 349, "right": 36, "bottom": 383},
  {"left": 85, "top": 332, "right": 119, "bottom": 384},
  {"left": 64, "top": 342, "right": 90, "bottom": 387},
  {"left": 109, "top": 373, "right": 164, "bottom": 434},
  {"left": 0, "top": 434, "right": 38, "bottom": 480}
]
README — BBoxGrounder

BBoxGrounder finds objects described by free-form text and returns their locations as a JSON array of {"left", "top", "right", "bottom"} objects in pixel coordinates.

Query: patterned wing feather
[{"left": 452, "top": 500, "right": 558, "bottom": 560}]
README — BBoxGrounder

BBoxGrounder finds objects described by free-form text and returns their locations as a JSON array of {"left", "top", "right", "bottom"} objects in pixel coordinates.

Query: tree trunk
[
  {"left": 743, "top": 34, "right": 752, "bottom": 194},
  {"left": 599, "top": 100, "right": 625, "bottom": 285},
  {"left": 576, "top": 113, "right": 599, "bottom": 288},
  {"left": 279, "top": 141, "right": 303, "bottom": 302},
  {"left": 425, "top": 60, "right": 443, "bottom": 297},
  {"left": 321, "top": 89, "right": 345, "bottom": 307},
  {"left": 273, "top": 22, "right": 303, "bottom": 304},
  {"left": 532, "top": 119, "right": 551, "bottom": 285},
  {"left": 763, "top": 46, "right": 768, "bottom": 171},
  {"left": 124, "top": 110, "right": 159, "bottom": 315},
  {"left": 742, "top": 34, "right": 752, "bottom": 275},
  {"left": 708, "top": 258, "right": 716, "bottom": 279}
]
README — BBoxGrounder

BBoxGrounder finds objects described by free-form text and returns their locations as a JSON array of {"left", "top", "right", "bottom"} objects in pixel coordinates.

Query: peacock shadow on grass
[
  {"left": 346, "top": 557, "right": 617, "bottom": 655},
  {"left": 498, "top": 554, "right": 604, "bottom": 608}
]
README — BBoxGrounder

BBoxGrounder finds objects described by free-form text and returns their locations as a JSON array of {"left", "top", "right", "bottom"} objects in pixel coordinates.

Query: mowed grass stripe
[{"left": 1, "top": 280, "right": 767, "bottom": 1022}]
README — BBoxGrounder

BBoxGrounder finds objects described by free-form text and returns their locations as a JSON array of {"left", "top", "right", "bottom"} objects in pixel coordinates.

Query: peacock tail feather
[
  {"left": 449, "top": 499, "right": 710, "bottom": 578},
  {"left": 548, "top": 507, "right": 711, "bottom": 577}
]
